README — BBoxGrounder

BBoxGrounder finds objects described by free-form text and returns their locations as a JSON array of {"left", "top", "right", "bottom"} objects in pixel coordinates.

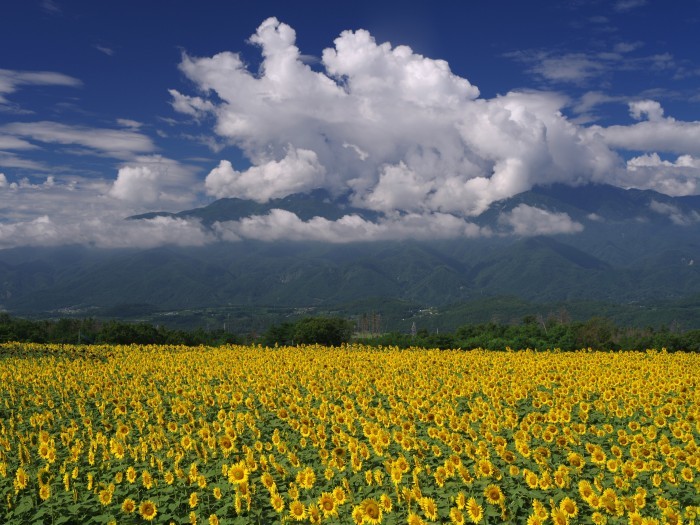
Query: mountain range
[{"left": 2, "top": 183, "right": 699, "bottom": 331}]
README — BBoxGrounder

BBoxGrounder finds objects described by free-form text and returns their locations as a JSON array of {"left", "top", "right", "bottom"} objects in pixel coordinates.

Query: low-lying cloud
[
  {"left": 0, "top": 214, "right": 214, "bottom": 250},
  {"left": 499, "top": 204, "right": 585, "bottom": 236},
  {"left": 213, "top": 209, "right": 485, "bottom": 243}
]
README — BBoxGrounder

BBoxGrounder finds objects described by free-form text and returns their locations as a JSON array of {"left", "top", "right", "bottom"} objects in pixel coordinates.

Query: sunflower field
[{"left": 0, "top": 342, "right": 698, "bottom": 525}]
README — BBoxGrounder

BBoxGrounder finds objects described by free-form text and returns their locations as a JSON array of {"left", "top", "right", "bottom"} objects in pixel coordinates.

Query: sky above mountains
[{"left": 1, "top": 0, "right": 699, "bottom": 248}]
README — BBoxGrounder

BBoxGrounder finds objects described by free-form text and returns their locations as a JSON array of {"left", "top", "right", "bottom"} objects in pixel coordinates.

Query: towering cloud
[{"left": 171, "top": 17, "right": 627, "bottom": 226}]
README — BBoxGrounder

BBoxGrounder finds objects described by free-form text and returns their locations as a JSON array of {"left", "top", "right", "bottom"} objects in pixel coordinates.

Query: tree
[
  {"left": 260, "top": 322, "right": 297, "bottom": 347},
  {"left": 293, "top": 317, "right": 353, "bottom": 346}
]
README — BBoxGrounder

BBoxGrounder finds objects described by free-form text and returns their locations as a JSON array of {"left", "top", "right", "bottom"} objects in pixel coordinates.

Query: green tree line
[
  {"left": 357, "top": 316, "right": 700, "bottom": 352},
  {"left": 0, "top": 314, "right": 240, "bottom": 347},
  {"left": 2, "top": 313, "right": 699, "bottom": 351}
]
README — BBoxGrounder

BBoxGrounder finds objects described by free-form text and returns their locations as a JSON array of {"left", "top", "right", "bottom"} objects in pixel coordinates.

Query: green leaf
[
  {"left": 92, "top": 513, "right": 117, "bottom": 524},
  {"left": 13, "top": 495, "right": 33, "bottom": 514}
]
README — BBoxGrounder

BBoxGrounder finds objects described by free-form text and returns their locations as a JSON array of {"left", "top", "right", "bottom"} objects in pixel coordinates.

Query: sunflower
[
  {"left": 219, "top": 435, "right": 234, "bottom": 456},
  {"left": 532, "top": 499, "right": 548, "bottom": 520},
  {"left": 332, "top": 486, "right": 347, "bottom": 505},
  {"left": 526, "top": 514, "right": 544, "bottom": 525},
  {"left": 139, "top": 500, "right": 157, "bottom": 521},
  {"left": 189, "top": 491, "right": 198, "bottom": 508},
  {"left": 665, "top": 510, "right": 682, "bottom": 525},
  {"left": 142, "top": 470, "right": 153, "bottom": 489},
  {"left": 455, "top": 491, "right": 467, "bottom": 510},
  {"left": 271, "top": 492, "right": 285, "bottom": 513},
  {"left": 591, "top": 448, "right": 607, "bottom": 465},
  {"left": 380, "top": 494, "right": 392, "bottom": 513},
  {"left": 99, "top": 489, "right": 113, "bottom": 506},
  {"left": 38, "top": 443, "right": 50, "bottom": 460},
  {"left": 39, "top": 484, "right": 51, "bottom": 501},
  {"left": 288, "top": 484, "right": 299, "bottom": 500},
  {"left": 419, "top": 497, "right": 439, "bottom": 521},
  {"left": 318, "top": 492, "right": 337, "bottom": 518},
  {"left": 297, "top": 466, "right": 316, "bottom": 489},
  {"left": 111, "top": 495, "right": 131, "bottom": 513},
  {"left": 477, "top": 459, "right": 493, "bottom": 477},
  {"left": 208, "top": 514, "right": 219, "bottom": 525},
  {"left": 588, "top": 495, "right": 602, "bottom": 510},
  {"left": 261, "top": 472, "right": 275, "bottom": 490},
  {"left": 360, "top": 498, "right": 383, "bottom": 525},
  {"left": 681, "top": 467, "right": 694, "bottom": 482},
  {"left": 551, "top": 508, "right": 569, "bottom": 525},
  {"left": 308, "top": 504, "right": 321, "bottom": 525},
  {"left": 126, "top": 466, "right": 137, "bottom": 483},
  {"left": 407, "top": 512, "right": 426, "bottom": 525},
  {"left": 559, "top": 497, "right": 578, "bottom": 518},
  {"left": 351, "top": 506, "right": 364, "bottom": 525},
  {"left": 228, "top": 461, "right": 249, "bottom": 485},
  {"left": 450, "top": 507, "right": 466, "bottom": 525},
  {"left": 524, "top": 470, "right": 539, "bottom": 489},
  {"left": 578, "top": 480, "right": 594, "bottom": 501},
  {"left": 483, "top": 484, "right": 504, "bottom": 506},
  {"left": 289, "top": 500, "right": 307, "bottom": 521},
  {"left": 14, "top": 467, "right": 28, "bottom": 492},
  {"left": 466, "top": 497, "right": 483, "bottom": 524}
]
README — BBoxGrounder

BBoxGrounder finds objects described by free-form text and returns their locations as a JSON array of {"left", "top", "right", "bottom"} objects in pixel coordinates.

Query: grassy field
[{"left": 0, "top": 343, "right": 698, "bottom": 524}]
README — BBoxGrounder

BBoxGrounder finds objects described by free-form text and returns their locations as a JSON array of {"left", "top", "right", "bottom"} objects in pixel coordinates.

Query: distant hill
[
  {"left": 2, "top": 183, "right": 699, "bottom": 330},
  {"left": 128, "top": 188, "right": 381, "bottom": 224}
]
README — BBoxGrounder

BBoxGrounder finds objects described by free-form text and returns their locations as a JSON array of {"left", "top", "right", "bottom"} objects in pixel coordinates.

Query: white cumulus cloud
[
  {"left": 109, "top": 155, "right": 200, "bottom": 207},
  {"left": 588, "top": 101, "right": 700, "bottom": 157},
  {"left": 204, "top": 147, "right": 325, "bottom": 201},
  {"left": 628, "top": 99, "right": 664, "bottom": 121},
  {"left": 621, "top": 153, "right": 700, "bottom": 196},
  {"left": 180, "top": 17, "right": 622, "bottom": 222},
  {"left": 499, "top": 204, "right": 584, "bottom": 236}
]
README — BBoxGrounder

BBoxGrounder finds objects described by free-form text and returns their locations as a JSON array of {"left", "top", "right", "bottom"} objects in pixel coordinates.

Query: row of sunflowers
[{"left": 0, "top": 342, "right": 698, "bottom": 524}]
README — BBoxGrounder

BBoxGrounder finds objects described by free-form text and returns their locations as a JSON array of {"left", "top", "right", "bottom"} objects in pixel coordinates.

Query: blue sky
[{"left": 1, "top": 0, "right": 699, "bottom": 247}]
